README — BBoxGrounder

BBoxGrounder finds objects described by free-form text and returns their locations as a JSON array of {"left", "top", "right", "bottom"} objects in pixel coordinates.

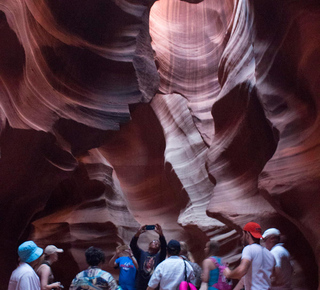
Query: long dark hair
[{"left": 207, "top": 240, "right": 220, "bottom": 256}]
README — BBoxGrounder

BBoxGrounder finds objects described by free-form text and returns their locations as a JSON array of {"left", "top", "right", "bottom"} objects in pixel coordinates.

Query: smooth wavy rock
[
  {"left": 0, "top": 0, "right": 319, "bottom": 288},
  {"left": 205, "top": 0, "right": 320, "bottom": 287},
  {"left": 0, "top": 0, "right": 158, "bottom": 132}
]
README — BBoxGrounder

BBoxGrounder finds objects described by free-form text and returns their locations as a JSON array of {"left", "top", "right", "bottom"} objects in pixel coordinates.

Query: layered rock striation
[{"left": 0, "top": 0, "right": 319, "bottom": 288}]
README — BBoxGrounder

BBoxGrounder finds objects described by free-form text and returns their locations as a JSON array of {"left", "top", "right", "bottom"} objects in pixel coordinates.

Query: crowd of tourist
[{"left": 7, "top": 222, "right": 293, "bottom": 290}]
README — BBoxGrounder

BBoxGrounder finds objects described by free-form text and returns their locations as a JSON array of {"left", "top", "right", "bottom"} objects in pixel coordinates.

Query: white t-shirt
[
  {"left": 148, "top": 256, "right": 194, "bottom": 290},
  {"left": 242, "top": 243, "right": 276, "bottom": 290},
  {"left": 8, "top": 262, "right": 41, "bottom": 290},
  {"left": 270, "top": 244, "right": 293, "bottom": 290}
]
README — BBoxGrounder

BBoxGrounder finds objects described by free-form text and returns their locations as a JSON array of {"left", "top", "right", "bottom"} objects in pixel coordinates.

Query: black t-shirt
[{"left": 130, "top": 235, "right": 167, "bottom": 290}]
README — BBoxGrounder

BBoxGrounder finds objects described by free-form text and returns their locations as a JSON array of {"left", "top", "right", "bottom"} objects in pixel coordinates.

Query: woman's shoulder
[
  {"left": 36, "top": 262, "right": 50, "bottom": 274},
  {"left": 203, "top": 257, "right": 218, "bottom": 268},
  {"left": 209, "top": 256, "right": 223, "bottom": 266}
]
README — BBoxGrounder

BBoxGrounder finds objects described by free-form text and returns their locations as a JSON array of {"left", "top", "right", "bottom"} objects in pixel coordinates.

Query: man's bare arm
[{"left": 223, "top": 258, "right": 251, "bottom": 280}]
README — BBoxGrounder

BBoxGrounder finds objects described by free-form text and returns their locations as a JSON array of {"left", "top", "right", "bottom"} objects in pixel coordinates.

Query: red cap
[{"left": 243, "top": 222, "right": 262, "bottom": 239}]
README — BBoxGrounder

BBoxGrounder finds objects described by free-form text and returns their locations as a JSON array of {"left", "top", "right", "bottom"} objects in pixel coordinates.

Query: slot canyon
[{"left": 0, "top": 0, "right": 319, "bottom": 289}]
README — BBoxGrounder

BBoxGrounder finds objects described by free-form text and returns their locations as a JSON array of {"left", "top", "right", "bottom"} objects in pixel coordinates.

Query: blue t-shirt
[{"left": 115, "top": 256, "right": 137, "bottom": 290}]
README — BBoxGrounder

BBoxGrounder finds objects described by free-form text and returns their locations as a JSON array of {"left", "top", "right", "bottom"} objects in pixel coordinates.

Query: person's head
[
  {"left": 167, "top": 240, "right": 181, "bottom": 256},
  {"left": 262, "top": 228, "right": 281, "bottom": 250},
  {"left": 116, "top": 244, "right": 131, "bottom": 257},
  {"left": 179, "top": 241, "right": 188, "bottom": 256},
  {"left": 242, "top": 222, "right": 263, "bottom": 245},
  {"left": 204, "top": 240, "right": 220, "bottom": 257},
  {"left": 18, "top": 241, "right": 44, "bottom": 269},
  {"left": 148, "top": 239, "right": 160, "bottom": 254},
  {"left": 44, "top": 245, "right": 64, "bottom": 263},
  {"left": 179, "top": 241, "right": 195, "bottom": 262},
  {"left": 85, "top": 246, "right": 105, "bottom": 266}
]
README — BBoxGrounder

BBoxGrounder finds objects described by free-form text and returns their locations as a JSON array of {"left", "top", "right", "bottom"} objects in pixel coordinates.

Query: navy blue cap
[{"left": 167, "top": 239, "right": 181, "bottom": 251}]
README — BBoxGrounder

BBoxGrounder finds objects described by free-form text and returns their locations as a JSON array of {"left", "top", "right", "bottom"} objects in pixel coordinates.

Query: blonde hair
[
  {"left": 179, "top": 241, "right": 195, "bottom": 262},
  {"left": 116, "top": 245, "right": 130, "bottom": 257}
]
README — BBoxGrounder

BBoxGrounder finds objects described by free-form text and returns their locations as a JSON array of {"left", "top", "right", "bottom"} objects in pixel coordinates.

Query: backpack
[
  {"left": 179, "top": 260, "right": 197, "bottom": 290},
  {"left": 209, "top": 257, "right": 233, "bottom": 290}
]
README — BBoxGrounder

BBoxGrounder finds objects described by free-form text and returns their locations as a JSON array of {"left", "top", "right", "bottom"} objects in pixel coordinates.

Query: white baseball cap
[
  {"left": 262, "top": 228, "right": 281, "bottom": 239},
  {"left": 44, "top": 245, "right": 64, "bottom": 255}
]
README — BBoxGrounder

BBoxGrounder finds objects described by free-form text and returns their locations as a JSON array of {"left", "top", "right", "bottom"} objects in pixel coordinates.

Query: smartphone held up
[{"left": 145, "top": 225, "right": 155, "bottom": 230}]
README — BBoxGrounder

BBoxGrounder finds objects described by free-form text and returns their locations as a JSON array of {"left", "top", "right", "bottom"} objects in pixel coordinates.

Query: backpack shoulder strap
[{"left": 183, "top": 259, "right": 190, "bottom": 282}]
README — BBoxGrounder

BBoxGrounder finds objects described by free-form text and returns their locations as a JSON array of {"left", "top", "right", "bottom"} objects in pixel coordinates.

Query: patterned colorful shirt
[{"left": 69, "top": 266, "right": 119, "bottom": 290}]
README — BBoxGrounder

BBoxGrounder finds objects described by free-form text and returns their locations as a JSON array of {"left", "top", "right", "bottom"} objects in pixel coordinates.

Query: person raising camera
[{"left": 130, "top": 224, "right": 167, "bottom": 290}]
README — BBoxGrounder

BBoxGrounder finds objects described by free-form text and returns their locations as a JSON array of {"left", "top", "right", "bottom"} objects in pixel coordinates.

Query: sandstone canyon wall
[{"left": 0, "top": 0, "right": 319, "bottom": 289}]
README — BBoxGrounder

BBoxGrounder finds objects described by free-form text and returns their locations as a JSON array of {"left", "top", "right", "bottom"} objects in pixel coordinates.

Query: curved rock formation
[{"left": 0, "top": 0, "right": 319, "bottom": 288}]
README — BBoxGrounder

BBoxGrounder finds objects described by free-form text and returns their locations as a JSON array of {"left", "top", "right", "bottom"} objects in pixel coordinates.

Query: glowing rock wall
[{"left": 0, "top": 0, "right": 319, "bottom": 288}]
